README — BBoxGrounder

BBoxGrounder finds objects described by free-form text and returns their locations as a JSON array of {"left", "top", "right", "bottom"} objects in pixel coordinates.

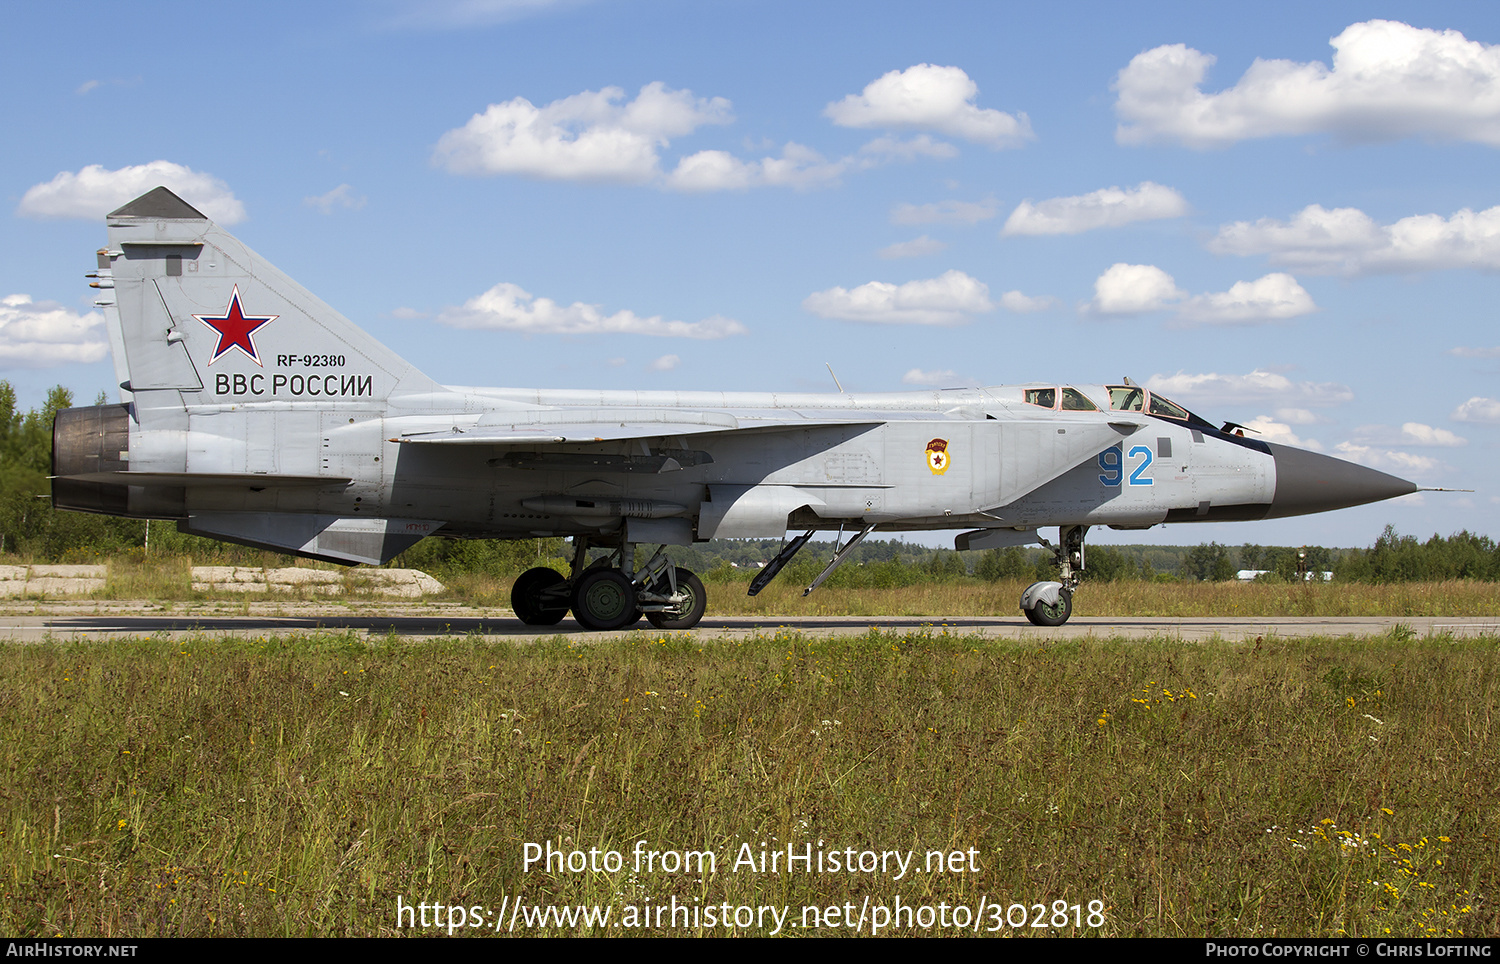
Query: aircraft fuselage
[{"left": 51, "top": 187, "right": 1419, "bottom": 629}]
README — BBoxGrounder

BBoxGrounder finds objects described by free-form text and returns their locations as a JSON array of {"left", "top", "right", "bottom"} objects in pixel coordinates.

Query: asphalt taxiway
[{"left": 0, "top": 602, "right": 1493, "bottom": 643}]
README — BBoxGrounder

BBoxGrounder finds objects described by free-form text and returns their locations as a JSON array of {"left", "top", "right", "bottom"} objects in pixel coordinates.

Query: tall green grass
[{"left": 1, "top": 629, "right": 1494, "bottom": 936}]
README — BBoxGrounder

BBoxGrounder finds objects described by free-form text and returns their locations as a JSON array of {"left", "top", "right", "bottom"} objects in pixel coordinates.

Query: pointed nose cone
[{"left": 1265, "top": 443, "right": 1418, "bottom": 519}]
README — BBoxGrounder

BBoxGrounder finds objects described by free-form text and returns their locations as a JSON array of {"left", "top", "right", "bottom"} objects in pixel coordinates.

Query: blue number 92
[{"left": 1099, "top": 444, "right": 1154, "bottom": 486}]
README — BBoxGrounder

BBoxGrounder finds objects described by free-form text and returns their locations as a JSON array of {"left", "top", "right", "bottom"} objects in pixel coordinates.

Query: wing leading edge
[{"left": 391, "top": 408, "right": 883, "bottom": 445}]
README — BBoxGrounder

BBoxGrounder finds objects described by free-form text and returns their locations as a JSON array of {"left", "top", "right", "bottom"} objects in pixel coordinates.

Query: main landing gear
[
  {"left": 1021, "top": 524, "right": 1088, "bottom": 627},
  {"left": 510, "top": 535, "right": 707, "bottom": 632}
]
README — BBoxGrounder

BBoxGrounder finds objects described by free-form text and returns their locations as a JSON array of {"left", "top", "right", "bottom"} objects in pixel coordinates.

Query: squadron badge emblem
[{"left": 926, "top": 438, "right": 950, "bottom": 475}]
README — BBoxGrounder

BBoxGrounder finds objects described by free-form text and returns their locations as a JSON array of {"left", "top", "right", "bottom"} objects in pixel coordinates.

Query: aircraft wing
[{"left": 391, "top": 408, "right": 883, "bottom": 445}]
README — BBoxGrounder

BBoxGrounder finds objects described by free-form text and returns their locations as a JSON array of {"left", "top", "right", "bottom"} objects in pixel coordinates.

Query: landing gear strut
[
  {"left": 1021, "top": 524, "right": 1088, "bottom": 627},
  {"left": 510, "top": 535, "right": 707, "bottom": 631}
]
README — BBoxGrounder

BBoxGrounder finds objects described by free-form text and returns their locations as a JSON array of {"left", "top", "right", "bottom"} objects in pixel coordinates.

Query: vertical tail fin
[
  {"left": 54, "top": 187, "right": 449, "bottom": 562},
  {"left": 99, "top": 186, "right": 437, "bottom": 406}
]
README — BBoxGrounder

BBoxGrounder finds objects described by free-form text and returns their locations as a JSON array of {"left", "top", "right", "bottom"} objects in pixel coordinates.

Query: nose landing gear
[{"left": 1021, "top": 524, "right": 1087, "bottom": 627}]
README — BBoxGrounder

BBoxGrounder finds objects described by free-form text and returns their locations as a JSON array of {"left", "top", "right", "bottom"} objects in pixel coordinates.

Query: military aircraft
[{"left": 51, "top": 187, "right": 1419, "bottom": 629}]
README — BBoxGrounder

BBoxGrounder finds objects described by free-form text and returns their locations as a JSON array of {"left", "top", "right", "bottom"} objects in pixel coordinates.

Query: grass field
[{"left": 1, "top": 627, "right": 1495, "bottom": 937}]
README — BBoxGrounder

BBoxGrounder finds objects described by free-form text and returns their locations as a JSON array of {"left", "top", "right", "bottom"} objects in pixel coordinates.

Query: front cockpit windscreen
[
  {"left": 1108, "top": 386, "right": 1144, "bottom": 412},
  {"left": 1108, "top": 385, "right": 1210, "bottom": 427}
]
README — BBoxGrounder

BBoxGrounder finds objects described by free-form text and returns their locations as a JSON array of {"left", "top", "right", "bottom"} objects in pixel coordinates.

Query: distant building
[{"left": 1236, "top": 570, "right": 1334, "bottom": 582}]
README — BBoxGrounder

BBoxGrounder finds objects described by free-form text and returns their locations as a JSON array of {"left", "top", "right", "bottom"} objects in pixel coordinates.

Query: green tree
[{"left": 1184, "top": 542, "right": 1234, "bottom": 582}]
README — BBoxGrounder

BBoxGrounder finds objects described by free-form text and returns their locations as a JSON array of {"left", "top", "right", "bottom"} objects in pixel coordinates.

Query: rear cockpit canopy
[{"left": 1022, "top": 386, "right": 1100, "bottom": 412}]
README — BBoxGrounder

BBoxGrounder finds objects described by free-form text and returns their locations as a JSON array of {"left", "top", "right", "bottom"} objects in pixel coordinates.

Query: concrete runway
[{"left": 0, "top": 602, "right": 1494, "bottom": 642}]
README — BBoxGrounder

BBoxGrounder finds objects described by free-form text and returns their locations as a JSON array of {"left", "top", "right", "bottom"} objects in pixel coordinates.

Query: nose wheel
[
  {"left": 1020, "top": 525, "right": 1087, "bottom": 627},
  {"left": 1022, "top": 585, "right": 1072, "bottom": 626}
]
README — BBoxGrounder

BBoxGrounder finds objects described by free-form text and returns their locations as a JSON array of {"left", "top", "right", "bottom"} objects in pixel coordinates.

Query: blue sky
[{"left": 2, "top": 1, "right": 1497, "bottom": 548}]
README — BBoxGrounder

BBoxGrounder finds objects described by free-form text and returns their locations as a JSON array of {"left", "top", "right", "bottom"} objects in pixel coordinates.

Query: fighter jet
[{"left": 51, "top": 187, "right": 1418, "bottom": 629}]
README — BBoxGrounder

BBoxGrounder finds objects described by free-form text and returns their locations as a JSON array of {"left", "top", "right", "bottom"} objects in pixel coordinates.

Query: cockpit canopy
[
  {"left": 1022, "top": 387, "right": 1099, "bottom": 412},
  {"left": 1106, "top": 385, "right": 1189, "bottom": 420},
  {"left": 1020, "top": 384, "right": 1209, "bottom": 427}
]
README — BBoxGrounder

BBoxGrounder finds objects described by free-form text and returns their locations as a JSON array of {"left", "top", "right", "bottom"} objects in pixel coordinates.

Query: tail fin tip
[{"left": 108, "top": 186, "right": 207, "bottom": 220}]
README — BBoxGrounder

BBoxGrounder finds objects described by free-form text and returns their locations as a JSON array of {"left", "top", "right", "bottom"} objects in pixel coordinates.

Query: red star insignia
[{"left": 193, "top": 286, "right": 278, "bottom": 366}]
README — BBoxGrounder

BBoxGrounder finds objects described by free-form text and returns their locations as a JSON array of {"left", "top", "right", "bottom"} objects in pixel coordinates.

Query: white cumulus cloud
[
  {"left": 1333, "top": 442, "right": 1439, "bottom": 475},
  {"left": 304, "top": 184, "right": 367, "bottom": 214},
  {"left": 649, "top": 354, "right": 680, "bottom": 371},
  {"left": 891, "top": 197, "right": 998, "bottom": 225},
  {"left": 0, "top": 295, "right": 109, "bottom": 367},
  {"left": 901, "top": 368, "right": 963, "bottom": 386},
  {"left": 999, "top": 290, "right": 1058, "bottom": 313},
  {"left": 1178, "top": 273, "right": 1316, "bottom": 325},
  {"left": 1002, "top": 182, "right": 1188, "bottom": 236},
  {"left": 1452, "top": 396, "right": 1500, "bottom": 422},
  {"left": 18, "top": 162, "right": 245, "bottom": 223},
  {"left": 1240, "top": 415, "right": 1323, "bottom": 451},
  {"left": 878, "top": 236, "right": 947, "bottom": 259},
  {"left": 858, "top": 134, "right": 960, "bottom": 161},
  {"left": 1210, "top": 204, "right": 1500, "bottom": 274},
  {"left": 436, "top": 283, "right": 746, "bottom": 339},
  {"left": 433, "top": 82, "right": 733, "bottom": 182},
  {"left": 1275, "top": 408, "right": 1328, "bottom": 425},
  {"left": 1352, "top": 423, "right": 1467, "bottom": 447},
  {"left": 1090, "top": 264, "right": 1314, "bottom": 324},
  {"left": 1146, "top": 369, "right": 1354, "bottom": 409},
  {"left": 803, "top": 270, "right": 994, "bottom": 326},
  {"left": 666, "top": 143, "right": 849, "bottom": 192},
  {"left": 667, "top": 133, "right": 956, "bottom": 193},
  {"left": 1449, "top": 346, "right": 1500, "bottom": 358},
  {"left": 1089, "top": 263, "right": 1184, "bottom": 314},
  {"left": 825, "top": 64, "right": 1033, "bottom": 148},
  {"left": 1115, "top": 20, "right": 1500, "bottom": 148}
]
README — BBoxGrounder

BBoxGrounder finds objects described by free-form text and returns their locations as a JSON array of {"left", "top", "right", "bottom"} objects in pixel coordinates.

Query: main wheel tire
[
  {"left": 572, "top": 569, "right": 639, "bottom": 631},
  {"left": 646, "top": 568, "right": 707, "bottom": 630},
  {"left": 1025, "top": 588, "right": 1072, "bottom": 627},
  {"left": 511, "top": 567, "right": 569, "bottom": 625}
]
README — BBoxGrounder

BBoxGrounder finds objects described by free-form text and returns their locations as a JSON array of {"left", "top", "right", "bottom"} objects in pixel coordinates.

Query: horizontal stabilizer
[{"left": 181, "top": 513, "right": 444, "bottom": 566}]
